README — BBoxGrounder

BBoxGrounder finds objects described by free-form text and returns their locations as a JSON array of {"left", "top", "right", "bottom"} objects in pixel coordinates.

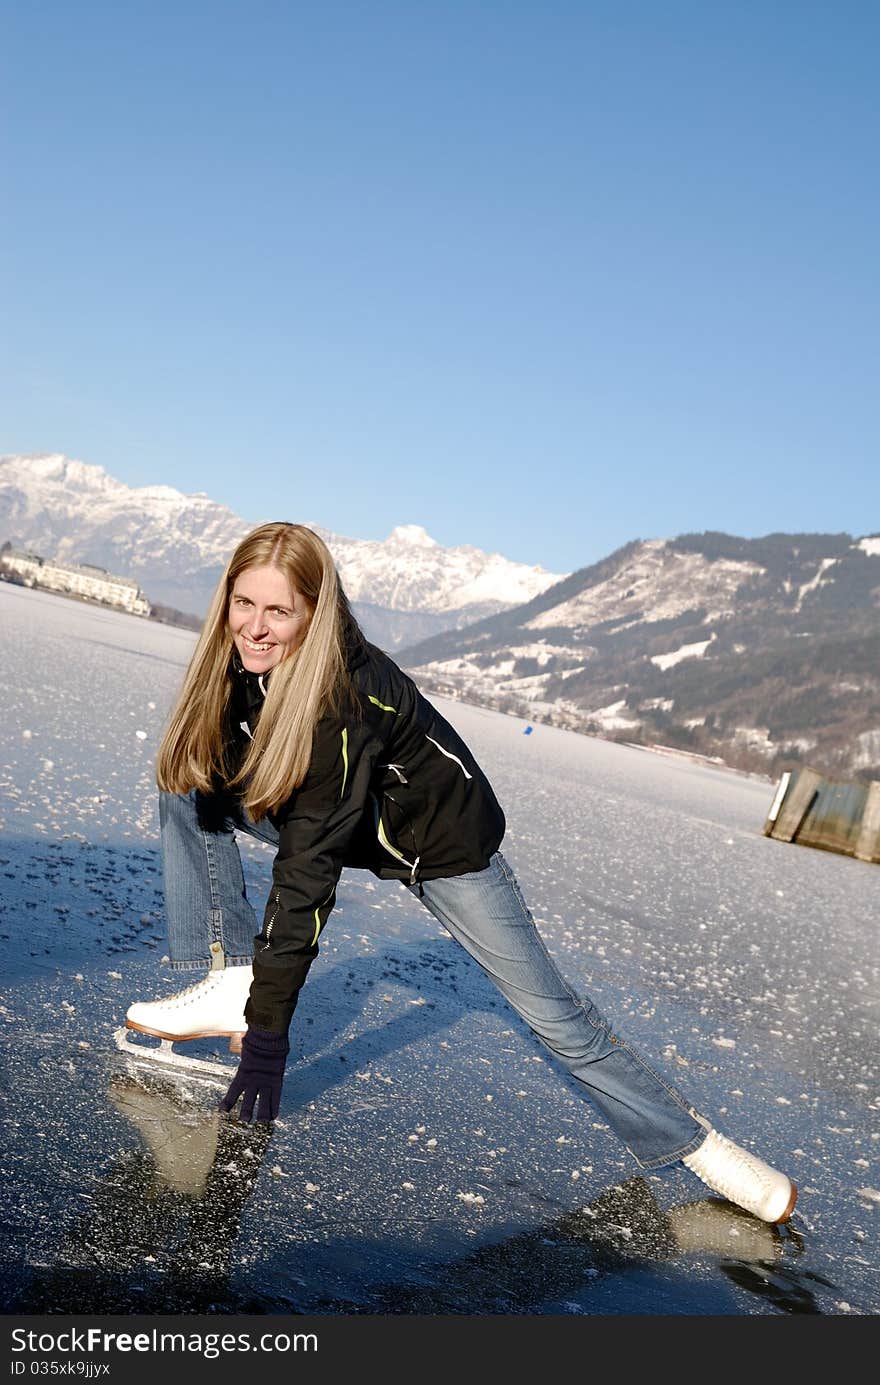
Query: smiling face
[{"left": 228, "top": 564, "right": 312, "bottom": 672}]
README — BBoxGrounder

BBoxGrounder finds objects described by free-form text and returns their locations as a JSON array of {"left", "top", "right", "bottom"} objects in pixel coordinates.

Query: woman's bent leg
[
  {"left": 415, "top": 851, "right": 705, "bottom": 1169},
  {"left": 124, "top": 792, "right": 282, "bottom": 1046},
  {"left": 160, "top": 790, "right": 260, "bottom": 972}
]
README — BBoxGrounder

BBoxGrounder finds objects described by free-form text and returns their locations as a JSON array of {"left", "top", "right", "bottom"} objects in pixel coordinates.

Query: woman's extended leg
[
  {"left": 415, "top": 851, "right": 797, "bottom": 1222},
  {"left": 414, "top": 851, "right": 705, "bottom": 1169}
]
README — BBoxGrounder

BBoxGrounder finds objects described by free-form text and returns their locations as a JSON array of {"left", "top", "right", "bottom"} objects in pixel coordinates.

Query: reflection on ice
[
  {"left": 15, "top": 1070, "right": 273, "bottom": 1314},
  {"left": 108, "top": 1072, "right": 225, "bottom": 1198},
  {"left": 12, "top": 1072, "right": 825, "bottom": 1316},
  {"left": 362, "top": 1176, "right": 823, "bottom": 1316}
]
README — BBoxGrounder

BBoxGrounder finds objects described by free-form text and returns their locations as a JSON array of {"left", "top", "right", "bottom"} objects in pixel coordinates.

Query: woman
[{"left": 125, "top": 522, "right": 797, "bottom": 1224}]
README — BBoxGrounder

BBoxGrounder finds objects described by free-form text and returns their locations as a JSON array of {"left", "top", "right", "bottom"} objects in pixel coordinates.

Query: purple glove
[{"left": 220, "top": 1025, "right": 290, "bottom": 1123}]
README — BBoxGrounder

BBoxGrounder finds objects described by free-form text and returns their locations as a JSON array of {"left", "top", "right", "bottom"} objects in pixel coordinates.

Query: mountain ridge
[
  {"left": 4, "top": 453, "right": 876, "bottom": 779},
  {"left": 396, "top": 529, "right": 880, "bottom": 780},
  {"left": 0, "top": 453, "right": 565, "bottom": 648}
]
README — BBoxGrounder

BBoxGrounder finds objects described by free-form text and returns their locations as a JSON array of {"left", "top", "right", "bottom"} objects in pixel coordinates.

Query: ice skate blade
[{"left": 113, "top": 1026, "right": 233, "bottom": 1086}]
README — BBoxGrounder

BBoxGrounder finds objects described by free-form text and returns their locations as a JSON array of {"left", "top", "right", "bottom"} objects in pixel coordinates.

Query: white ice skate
[
  {"left": 683, "top": 1117, "right": 797, "bottom": 1225},
  {"left": 114, "top": 964, "right": 253, "bottom": 1084}
]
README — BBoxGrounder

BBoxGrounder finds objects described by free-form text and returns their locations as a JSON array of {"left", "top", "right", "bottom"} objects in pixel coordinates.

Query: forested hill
[{"left": 398, "top": 531, "right": 880, "bottom": 780}]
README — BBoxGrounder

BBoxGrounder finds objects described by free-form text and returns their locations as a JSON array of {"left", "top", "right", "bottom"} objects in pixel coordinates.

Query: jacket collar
[{"left": 230, "top": 649, "right": 270, "bottom": 699}]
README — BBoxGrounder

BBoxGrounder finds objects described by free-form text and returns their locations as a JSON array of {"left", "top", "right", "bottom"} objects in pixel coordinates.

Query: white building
[{"left": 0, "top": 548, "right": 151, "bottom": 617}]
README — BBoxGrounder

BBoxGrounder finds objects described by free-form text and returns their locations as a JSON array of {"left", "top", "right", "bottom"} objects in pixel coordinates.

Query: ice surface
[{"left": 0, "top": 583, "right": 877, "bottom": 1315}]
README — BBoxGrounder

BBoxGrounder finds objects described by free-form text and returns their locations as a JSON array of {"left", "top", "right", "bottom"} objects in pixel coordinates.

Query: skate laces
[
  {"left": 702, "top": 1131, "right": 771, "bottom": 1197},
  {"left": 153, "top": 973, "right": 222, "bottom": 1008}
]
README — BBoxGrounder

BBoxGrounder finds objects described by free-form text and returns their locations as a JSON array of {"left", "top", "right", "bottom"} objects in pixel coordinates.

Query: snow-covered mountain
[
  {"left": 0, "top": 454, "right": 565, "bottom": 647},
  {"left": 398, "top": 531, "right": 880, "bottom": 779}
]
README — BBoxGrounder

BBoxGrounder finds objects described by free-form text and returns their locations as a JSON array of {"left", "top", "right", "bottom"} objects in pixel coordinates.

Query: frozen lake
[{"left": 0, "top": 582, "right": 877, "bottom": 1314}]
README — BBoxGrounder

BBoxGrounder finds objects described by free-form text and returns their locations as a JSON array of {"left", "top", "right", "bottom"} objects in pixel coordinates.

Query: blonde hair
[{"left": 156, "top": 523, "right": 361, "bottom": 818}]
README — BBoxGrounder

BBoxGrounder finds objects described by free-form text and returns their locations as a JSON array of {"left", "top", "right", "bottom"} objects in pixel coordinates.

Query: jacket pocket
[
  {"left": 373, "top": 793, "right": 421, "bottom": 881},
  {"left": 383, "top": 794, "right": 419, "bottom": 859}
]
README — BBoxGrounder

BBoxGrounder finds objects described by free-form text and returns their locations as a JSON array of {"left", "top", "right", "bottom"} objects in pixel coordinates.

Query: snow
[
  {"left": 586, "top": 699, "right": 641, "bottom": 732},
  {"left": 387, "top": 524, "right": 439, "bottom": 548},
  {"left": 0, "top": 453, "right": 565, "bottom": 625},
  {"left": 650, "top": 636, "right": 715, "bottom": 671},
  {"left": 795, "top": 557, "right": 838, "bottom": 611},
  {"left": 0, "top": 581, "right": 877, "bottom": 1316},
  {"left": 782, "top": 737, "right": 817, "bottom": 754},
  {"left": 526, "top": 547, "right": 762, "bottom": 634},
  {"left": 331, "top": 529, "right": 565, "bottom": 613},
  {"left": 506, "top": 643, "right": 579, "bottom": 666},
  {"left": 732, "top": 725, "right": 775, "bottom": 755}
]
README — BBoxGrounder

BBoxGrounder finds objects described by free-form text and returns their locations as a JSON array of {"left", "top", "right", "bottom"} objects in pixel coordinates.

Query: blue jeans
[{"left": 160, "top": 790, "right": 705, "bottom": 1168}]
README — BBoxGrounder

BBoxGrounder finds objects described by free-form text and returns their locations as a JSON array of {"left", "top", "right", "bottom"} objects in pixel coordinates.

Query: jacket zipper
[
  {"left": 259, "top": 889, "right": 281, "bottom": 951},
  {"left": 374, "top": 796, "right": 420, "bottom": 884}
]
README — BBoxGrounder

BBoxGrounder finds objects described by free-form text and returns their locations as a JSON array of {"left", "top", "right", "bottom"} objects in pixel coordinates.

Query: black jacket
[{"left": 224, "top": 639, "right": 506, "bottom": 1033}]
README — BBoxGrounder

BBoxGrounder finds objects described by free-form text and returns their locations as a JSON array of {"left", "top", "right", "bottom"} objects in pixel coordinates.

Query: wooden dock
[{"left": 763, "top": 767, "right": 880, "bottom": 863}]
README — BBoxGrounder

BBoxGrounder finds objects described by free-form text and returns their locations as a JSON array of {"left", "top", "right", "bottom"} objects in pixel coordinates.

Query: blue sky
[{"left": 2, "top": 1, "right": 878, "bottom": 574}]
